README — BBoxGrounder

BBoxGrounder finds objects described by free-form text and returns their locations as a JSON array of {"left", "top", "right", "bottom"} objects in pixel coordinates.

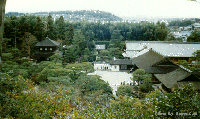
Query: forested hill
[{"left": 6, "top": 10, "right": 123, "bottom": 22}]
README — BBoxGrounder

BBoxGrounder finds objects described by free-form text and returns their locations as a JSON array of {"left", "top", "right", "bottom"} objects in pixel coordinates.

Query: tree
[
  {"left": 2, "top": 38, "right": 11, "bottom": 52},
  {"left": 155, "top": 22, "right": 169, "bottom": 41},
  {"left": 139, "top": 78, "right": 153, "bottom": 93},
  {"left": 7, "top": 48, "right": 22, "bottom": 62},
  {"left": 97, "top": 50, "right": 111, "bottom": 62},
  {"left": 108, "top": 48, "right": 124, "bottom": 59},
  {"left": 116, "top": 85, "right": 134, "bottom": 97},
  {"left": 65, "top": 23, "right": 74, "bottom": 45},
  {"left": 192, "top": 50, "right": 200, "bottom": 63},
  {"left": 187, "top": 30, "right": 200, "bottom": 42},
  {"left": 63, "top": 45, "right": 81, "bottom": 63},
  {"left": 178, "top": 60, "right": 190, "bottom": 69},
  {"left": 49, "top": 53, "right": 62, "bottom": 64},
  {"left": 72, "top": 29, "right": 87, "bottom": 57},
  {"left": 47, "top": 15, "right": 56, "bottom": 40},
  {"left": 131, "top": 69, "right": 146, "bottom": 86},
  {"left": 146, "top": 83, "right": 200, "bottom": 118},
  {"left": 56, "top": 16, "right": 66, "bottom": 43},
  {"left": 75, "top": 75, "right": 112, "bottom": 95},
  {"left": 33, "top": 16, "right": 45, "bottom": 41},
  {"left": 20, "top": 32, "right": 37, "bottom": 58}
]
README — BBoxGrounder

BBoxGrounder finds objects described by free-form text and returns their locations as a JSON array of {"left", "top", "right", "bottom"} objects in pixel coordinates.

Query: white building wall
[
  {"left": 94, "top": 63, "right": 111, "bottom": 71},
  {"left": 111, "top": 65, "right": 120, "bottom": 71}
]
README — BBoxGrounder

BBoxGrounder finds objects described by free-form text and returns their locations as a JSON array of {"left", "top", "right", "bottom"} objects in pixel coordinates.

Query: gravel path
[{"left": 88, "top": 71, "right": 133, "bottom": 96}]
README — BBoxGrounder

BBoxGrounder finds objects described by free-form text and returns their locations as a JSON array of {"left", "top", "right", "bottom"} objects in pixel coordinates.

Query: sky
[{"left": 5, "top": 0, "right": 200, "bottom": 18}]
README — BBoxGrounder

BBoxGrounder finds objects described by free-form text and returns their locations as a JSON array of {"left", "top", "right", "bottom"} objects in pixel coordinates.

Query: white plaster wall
[
  {"left": 94, "top": 64, "right": 111, "bottom": 70},
  {"left": 111, "top": 65, "right": 119, "bottom": 71}
]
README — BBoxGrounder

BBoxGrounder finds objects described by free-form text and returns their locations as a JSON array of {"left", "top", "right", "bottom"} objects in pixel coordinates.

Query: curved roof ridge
[
  {"left": 35, "top": 37, "right": 60, "bottom": 46},
  {"left": 125, "top": 41, "right": 200, "bottom": 44}
]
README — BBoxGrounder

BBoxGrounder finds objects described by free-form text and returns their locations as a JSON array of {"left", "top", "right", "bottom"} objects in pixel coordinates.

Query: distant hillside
[{"left": 6, "top": 10, "right": 123, "bottom": 22}]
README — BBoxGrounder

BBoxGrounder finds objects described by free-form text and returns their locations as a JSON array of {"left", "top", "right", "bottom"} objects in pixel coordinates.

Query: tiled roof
[
  {"left": 109, "top": 59, "right": 133, "bottom": 65},
  {"left": 132, "top": 49, "right": 166, "bottom": 71},
  {"left": 125, "top": 41, "right": 200, "bottom": 58},
  {"left": 131, "top": 47, "right": 200, "bottom": 89},
  {"left": 154, "top": 68, "right": 191, "bottom": 89},
  {"left": 35, "top": 37, "right": 60, "bottom": 46}
]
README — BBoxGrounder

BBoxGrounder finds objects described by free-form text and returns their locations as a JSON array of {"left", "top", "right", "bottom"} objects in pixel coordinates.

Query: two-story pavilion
[{"left": 33, "top": 37, "right": 60, "bottom": 62}]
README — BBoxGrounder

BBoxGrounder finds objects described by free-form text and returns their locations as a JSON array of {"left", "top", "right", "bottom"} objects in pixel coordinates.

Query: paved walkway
[{"left": 88, "top": 71, "right": 133, "bottom": 96}]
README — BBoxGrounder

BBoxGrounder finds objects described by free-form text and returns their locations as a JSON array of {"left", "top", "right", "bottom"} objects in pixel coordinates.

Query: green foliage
[
  {"left": 131, "top": 69, "right": 152, "bottom": 86},
  {"left": 20, "top": 32, "right": 37, "bottom": 57},
  {"left": 0, "top": 72, "right": 199, "bottom": 118},
  {"left": 2, "top": 53, "right": 13, "bottom": 61},
  {"left": 168, "top": 19, "right": 194, "bottom": 27},
  {"left": 36, "top": 67, "right": 71, "bottom": 84},
  {"left": 139, "top": 78, "right": 154, "bottom": 93},
  {"left": 48, "top": 76, "right": 71, "bottom": 86},
  {"left": 7, "top": 48, "right": 22, "bottom": 62},
  {"left": 131, "top": 69, "right": 153, "bottom": 94},
  {"left": 76, "top": 75, "right": 112, "bottom": 95},
  {"left": 2, "top": 38, "right": 11, "bottom": 52},
  {"left": 33, "top": 16, "right": 46, "bottom": 41},
  {"left": 49, "top": 53, "right": 62, "bottom": 64},
  {"left": 116, "top": 85, "right": 134, "bottom": 97},
  {"left": 187, "top": 30, "right": 200, "bottom": 42},
  {"left": 47, "top": 15, "right": 57, "bottom": 40},
  {"left": 63, "top": 45, "right": 78, "bottom": 63},
  {"left": 146, "top": 83, "right": 200, "bottom": 118},
  {"left": 97, "top": 50, "right": 111, "bottom": 62},
  {"left": 65, "top": 23, "right": 74, "bottom": 45},
  {"left": 108, "top": 47, "right": 124, "bottom": 59},
  {"left": 1, "top": 61, "right": 20, "bottom": 77},
  {"left": 65, "top": 62, "right": 94, "bottom": 73},
  {"left": 179, "top": 60, "right": 190, "bottom": 69}
]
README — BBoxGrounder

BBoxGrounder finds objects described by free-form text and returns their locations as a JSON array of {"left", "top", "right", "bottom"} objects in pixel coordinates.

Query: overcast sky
[{"left": 5, "top": 0, "right": 200, "bottom": 18}]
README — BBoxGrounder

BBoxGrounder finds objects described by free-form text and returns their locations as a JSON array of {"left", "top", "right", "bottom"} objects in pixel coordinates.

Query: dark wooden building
[{"left": 33, "top": 37, "right": 60, "bottom": 62}]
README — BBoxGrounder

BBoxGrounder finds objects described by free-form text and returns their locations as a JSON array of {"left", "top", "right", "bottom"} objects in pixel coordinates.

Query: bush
[
  {"left": 2, "top": 53, "right": 13, "bottom": 61},
  {"left": 146, "top": 83, "right": 200, "bottom": 118},
  {"left": 48, "top": 76, "right": 71, "bottom": 85},
  {"left": 76, "top": 75, "right": 112, "bottom": 95},
  {"left": 35, "top": 68, "right": 71, "bottom": 84},
  {"left": 116, "top": 85, "right": 134, "bottom": 97},
  {"left": 139, "top": 78, "right": 154, "bottom": 93}
]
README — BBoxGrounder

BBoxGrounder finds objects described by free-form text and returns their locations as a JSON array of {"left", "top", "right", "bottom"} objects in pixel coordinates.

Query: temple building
[
  {"left": 33, "top": 37, "right": 60, "bottom": 62},
  {"left": 124, "top": 41, "right": 200, "bottom": 63},
  {"left": 132, "top": 48, "right": 200, "bottom": 92}
]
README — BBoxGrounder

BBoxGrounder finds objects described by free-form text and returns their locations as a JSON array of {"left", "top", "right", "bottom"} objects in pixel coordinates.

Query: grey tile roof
[
  {"left": 132, "top": 49, "right": 180, "bottom": 74},
  {"left": 131, "top": 46, "right": 200, "bottom": 89},
  {"left": 35, "top": 37, "right": 60, "bottom": 47},
  {"left": 109, "top": 59, "right": 133, "bottom": 65},
  {"left": 125, "top": 41, "right": 200, "bottom": 58},
  {"left": 154, "top": 68, "right": 191, "bottom": 89}
]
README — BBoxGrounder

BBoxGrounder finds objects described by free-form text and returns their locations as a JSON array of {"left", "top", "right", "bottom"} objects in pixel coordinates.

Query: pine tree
[
  {"left": 47, "top": 15, "right": 56, "bottom": 40},
  {"left": 33, "top": 16, "right": 45, "bottom": 41}
]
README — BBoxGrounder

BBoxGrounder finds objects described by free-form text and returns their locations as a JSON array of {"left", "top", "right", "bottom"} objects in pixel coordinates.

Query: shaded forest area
[{"left": 2, "top": 15, "right": 169, "bottom": 52}]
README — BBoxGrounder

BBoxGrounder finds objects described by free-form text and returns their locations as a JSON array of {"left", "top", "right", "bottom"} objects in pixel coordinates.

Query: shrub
[
  {"left": 116, "top": 85, "right": 134, "bottom": 97},
  {"left": 35, "top": 68, "right": 71, "bottom": 83},
  {"left": 146, "top": 83, "right": 200, "bottom": 118},
  {"left": 76, "top": 75, "right": 112, "bottom": 95}
]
